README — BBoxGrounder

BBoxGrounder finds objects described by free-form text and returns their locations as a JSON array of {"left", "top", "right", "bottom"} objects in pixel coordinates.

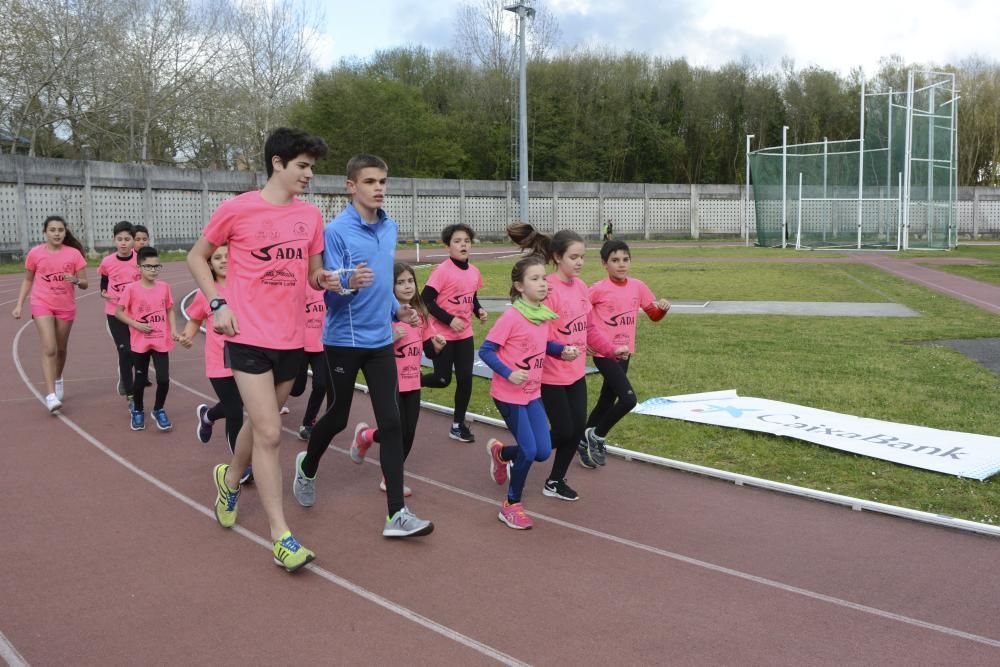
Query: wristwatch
[{"left": 209, "top": 297, "right": 227, "bottom": 312}]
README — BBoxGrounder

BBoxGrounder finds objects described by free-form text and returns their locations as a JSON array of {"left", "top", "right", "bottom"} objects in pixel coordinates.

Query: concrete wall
[{"left": 2, "top": 154, "right": 998, "bottom": 255}]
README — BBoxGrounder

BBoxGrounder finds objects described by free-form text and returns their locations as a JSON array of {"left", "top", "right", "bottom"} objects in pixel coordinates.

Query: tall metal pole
[
  {"left": 782, "top": 125, "right": 788, "bottom": 248},
  {"left": 745, "top": 134, "right": 754, "bottom": 246},
  {"left": 857, "top": 75, "right": 865, "bottom": 249},
  {"left": 506, "top": 2, "right": 534, "bottom": 223}
]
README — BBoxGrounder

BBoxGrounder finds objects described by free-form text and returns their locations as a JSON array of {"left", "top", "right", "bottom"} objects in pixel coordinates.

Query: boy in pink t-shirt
[
  {"left": 99, "top": 221, "right": 142, "bottom": 403},
  {"left": 584, "top": 240, "right": 670, "bottom": 466},
  {"left": 186, "top": 127, "right": 339, "bottom": 573},
  {"left": 420, "top": 223, "right": 488, "bottom": 443},
  {"left": 116, "top": 246, "right": 184, "bottom": 432},
  {"left": 479, "top": 255, "right": 570, "bottom": 530},
  {"left": 12, "top": 215, "right": 89, "bottom": 413}
]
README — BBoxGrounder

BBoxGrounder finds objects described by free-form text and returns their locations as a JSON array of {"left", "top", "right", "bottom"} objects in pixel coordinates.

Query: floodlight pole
[
  {"left": 857, "top": 75, "right": 865, "bottom": 250},
  {"left": 505, "top": 2, "right": 534, "bottom": 224},
  {"left": 745, "top": 134, "right": 754, "bottom": 246},
  {"left": 782, "top": 126, "right": 788, "bottom": 248},
  {"left": 903, "top": 71, "right": 914, "bottom": 251}
]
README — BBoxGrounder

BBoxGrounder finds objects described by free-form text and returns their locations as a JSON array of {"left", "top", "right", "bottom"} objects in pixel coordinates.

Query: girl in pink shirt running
[
  {"left": 480, "top": 255, "right": 571, "bottom": 529},
  {"left": 420, "top": 223, "right": 488, "bottom": 443},
  {"left": 583, "top": 240, "right": 670, "bottom": 467},
  {"left": 12, "top": 215, "right": 89, "bottom": 413},
  {"left": 507, "top": 224, "right": 628, "bottom": 500},
  {"left": 351, "top": 262, "right": 447, "bottom": 496}
]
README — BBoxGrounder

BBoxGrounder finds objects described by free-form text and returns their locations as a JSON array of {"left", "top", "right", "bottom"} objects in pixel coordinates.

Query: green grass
[
  {"left": 915, "top": 244, "right": 1000, "bottom": 286},
  {"left": 416, "top": 248, "right": 1000, "bottom": 525}
]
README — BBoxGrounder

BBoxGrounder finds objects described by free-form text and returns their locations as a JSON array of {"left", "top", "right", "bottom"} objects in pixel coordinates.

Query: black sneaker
[
  {"left": 297, "top": 422, "right": 313, "bottom": 441},
  {"left": 196, "top": 404, "right": 213, "bottom": 444},
  {"left": 542, "top": 478, "right": 579, "bottom": 501},
  {"left": 449, "top": 422, "right": 475, "bottom": 443},
  {"left": 577, "top": 441, "right": 597, "bottom": 469},
  {"left": 586, "top": 427, "right": 607, "bottom": 466}
]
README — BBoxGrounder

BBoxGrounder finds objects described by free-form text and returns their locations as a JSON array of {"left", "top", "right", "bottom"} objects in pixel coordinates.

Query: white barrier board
[{"left": 634, "top": 390, "right": 1000, "bottom": 479}]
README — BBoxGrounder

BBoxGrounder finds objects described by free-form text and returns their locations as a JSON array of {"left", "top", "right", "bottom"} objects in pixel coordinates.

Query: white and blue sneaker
[
  {"left": 151, "top": 408, "right": 172, "bottom": 431},
  {"left": 130, "top": 409, "right": 145, "bottom": 431}
]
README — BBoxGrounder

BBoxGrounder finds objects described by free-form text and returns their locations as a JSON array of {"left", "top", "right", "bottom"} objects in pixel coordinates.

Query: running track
[{"left": 2, "top": 260, "right": 999, "bottom": 665}]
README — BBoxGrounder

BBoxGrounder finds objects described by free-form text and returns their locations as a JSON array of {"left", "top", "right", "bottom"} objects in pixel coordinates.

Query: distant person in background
[
  {"left": 602, "top": 219, "right": 614, "bottom": 242},
  {"left": 12, "top": 215, "right": 89, "bottom": 413}
]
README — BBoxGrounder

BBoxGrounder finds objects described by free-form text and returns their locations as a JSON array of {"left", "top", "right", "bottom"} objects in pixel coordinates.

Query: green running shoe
[
  {"left": 213, "top": 464, "right": 240, "bottom": 528},
  {"left": 272, "top": 532, "right": 315, "bottom": 572}
]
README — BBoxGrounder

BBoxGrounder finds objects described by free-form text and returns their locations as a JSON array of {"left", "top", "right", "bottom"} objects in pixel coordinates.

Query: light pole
[
  {"left": 745, "top": 134, "right": 754, "bottom": 246},
  {"left": 505, "top": 1, "right": 534, "bottom": 223}
]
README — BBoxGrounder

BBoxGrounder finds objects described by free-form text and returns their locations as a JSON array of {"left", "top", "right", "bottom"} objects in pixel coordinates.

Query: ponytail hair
[
  {"left": 507, "top": 222, "right": 583, "bottom": 264},
  {"left": 43, "top": 215, "right": 84, "bottom": 254},
  {"left": 509, "top": 254, "right": 546, "bottom": 302}
]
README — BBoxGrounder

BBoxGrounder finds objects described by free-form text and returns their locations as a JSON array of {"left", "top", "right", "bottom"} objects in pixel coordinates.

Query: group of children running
[{"left": 12, "top": 126, "right": 669, "bottom": 572}]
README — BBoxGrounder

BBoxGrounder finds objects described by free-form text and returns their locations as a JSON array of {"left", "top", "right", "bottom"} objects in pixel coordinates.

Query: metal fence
[{"left": 2, "top": 154, "right": 998, "bottom": 256}]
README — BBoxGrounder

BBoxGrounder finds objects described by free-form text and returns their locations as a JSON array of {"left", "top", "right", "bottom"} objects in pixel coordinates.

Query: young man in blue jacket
[{"left": 293, "top": 154, "right": 434, "bottom": 538}]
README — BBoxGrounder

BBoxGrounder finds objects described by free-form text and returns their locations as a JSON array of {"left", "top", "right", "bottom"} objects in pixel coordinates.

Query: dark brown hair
[
  {"left": 393, "top": 261, "right": 428, "bottom": 318},
  {"left": 509, "top": 254, "right": 546, "bottom": 301},
  {"left": 507, "top": 222, "right": 583, "bottom": 264},
  {"left": 43, "top": 215, "right": 84, "bottom": 254}
]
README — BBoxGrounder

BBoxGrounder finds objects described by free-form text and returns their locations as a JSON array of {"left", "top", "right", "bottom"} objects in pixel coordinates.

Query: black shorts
[{"left": 224, "top": 342, "right": 304, "bottom": 384}]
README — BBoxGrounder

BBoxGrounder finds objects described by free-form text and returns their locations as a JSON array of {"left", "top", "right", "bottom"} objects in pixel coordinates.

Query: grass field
[{"left": 414, "top": 245, "right": 1000, "bottom": 525}]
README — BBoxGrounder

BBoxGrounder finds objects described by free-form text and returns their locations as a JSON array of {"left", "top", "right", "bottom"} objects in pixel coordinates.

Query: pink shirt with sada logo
[
  {"left": 303, "top": 285, "right": 326, "bottom": 353},
  {"left": 542, "top": 273, "right": 591, "bottom": 386},
  {"left": 201, "top": 191, "right": 323, "bottom": 350},
  {"left": 188, "top": 287, "right": 230, "bottom": 378},
  {"left": 588, "top": 277, "right": 656, "bottom": 355},
  {"left": 98, "top": 252, "right": 141, "bottom": 315},
  {"left": 394, "top": 315, "right": 434, "bottom": 393},
  {"left": 425, "top": 259, "right": 482, "bottom": 341},
  {"left": 119, "top": 280, "right": 175, "bottom": 353},
  {"left": 486, "top": 307, "right": 549, "bottom": 405},
  {"left": 25, "top": 244, "right": 87, "bottom": 311}
]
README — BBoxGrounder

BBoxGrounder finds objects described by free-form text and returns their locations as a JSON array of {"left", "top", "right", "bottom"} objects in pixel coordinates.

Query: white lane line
[
  {"left": 0, "top": 628, "right": 29, "bottom": 667},
  {"left": 165, "top": 381, "right": 1000, "bottom": 649},
  {"left": 11, "top": 323, "right": 526, "bottom": 667}
]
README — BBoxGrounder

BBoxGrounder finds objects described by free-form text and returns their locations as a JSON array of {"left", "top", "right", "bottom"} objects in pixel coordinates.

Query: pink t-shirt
[
  {"left": 486, "top": 307, "right": 550, "bottom": 405},
  {"left": 543, "top": 273, "right": 592, "bottom": 385},
  {"left": 25, "top": 244, "right": 87, "bottom": 311},
  {"left": 303, "top": 286, "right": 327, "bottom": 353},
  {"left": 589, "top": 277, "right": 656, "bottom": 355},
  {"left": 98, "top": 252, "right": 141, "bottom": 315},
  {"left": 426, "top": 259, "right": 483, "bottom": 341},
  {"left": 188, "top": 287, "right": 230, "bottom": 378},
  {"left": 201, "top": 191, "right": 324, "bottom": 350},
  {"left": 394, "top": 315, "right": 434, "bottom": 393},
  {"left": 118, "top": 280, "right": 175, "bottom": 353}
]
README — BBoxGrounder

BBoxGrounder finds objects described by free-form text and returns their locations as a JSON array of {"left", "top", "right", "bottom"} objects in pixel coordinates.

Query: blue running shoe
[
  {"left": 195, "top": 404, "right": 213, "bottom": 444},
  {"left": 130, "top": 409, "right": 145, "bottom": 431},
  {"left": 151, "top": 408, "right": 173, "bottom": 431}
]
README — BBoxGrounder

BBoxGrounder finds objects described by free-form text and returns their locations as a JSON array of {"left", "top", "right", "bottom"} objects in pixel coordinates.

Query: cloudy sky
[{"left": 310, "top": 0, "right": 1000, "bottom": 74}]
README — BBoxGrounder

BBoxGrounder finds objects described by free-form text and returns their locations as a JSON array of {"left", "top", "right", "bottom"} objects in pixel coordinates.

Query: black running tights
[
  {"left": 420, "top": 335, "right": 473, "bottom": 423},
  {"left": 132, "top": 350, "right": 169, "bottom": 411},
  {"left": 373, "top": 389, "right": 421, "bottom": 462},
  {"left": 207, "top": 376, "right": 243, "bottom": 454},
  {"left": 107, "top": 315, "right": 134, "bottom": 395},
  {"left": 586, "top": 357, "right": 635, "bottom": 438},
  {"left": 290, "top": 350, "right": 328, "bottom": 426},
  {"left": 303, "top": 344, "right": 406, "bottom": 515},
  {"left": 541, "top": 377, "right": 588, "bottom": 481}
]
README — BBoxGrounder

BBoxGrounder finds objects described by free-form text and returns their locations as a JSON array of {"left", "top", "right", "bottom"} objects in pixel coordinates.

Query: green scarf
[{"left": 513, "top": 298, "right": 559, "bottom": 325}]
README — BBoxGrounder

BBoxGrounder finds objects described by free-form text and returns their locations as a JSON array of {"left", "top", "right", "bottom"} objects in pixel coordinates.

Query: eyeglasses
[{"left": 140, "top": 264, "right": 163, "bottom": 271}]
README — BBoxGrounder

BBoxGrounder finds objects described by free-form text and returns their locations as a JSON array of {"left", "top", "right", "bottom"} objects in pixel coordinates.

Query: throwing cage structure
[{"left": 747, "top": 71, "right": 958, "bottom": 250}]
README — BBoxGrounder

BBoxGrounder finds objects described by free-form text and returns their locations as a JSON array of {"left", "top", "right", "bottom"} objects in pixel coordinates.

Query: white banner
[{"left": 633, "top": 390, "right": 1000, "bottom": 480}]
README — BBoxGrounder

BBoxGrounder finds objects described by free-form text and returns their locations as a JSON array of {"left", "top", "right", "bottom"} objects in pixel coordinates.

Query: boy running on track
[
  {"left": 295, "top": 154, "right": 434, "bottom": 539},
  {"left": 420, "top": 223, "right": 488, "bottom": 443},
  {"left": 507, "top": 224, "right": 627, "bottom": 500},
  {"left": 481, "top": 255, "right": 569, "bottom": 529},
  {"left": 12, "top": 215, "right": 89, "bottom": 413},
  {"left": 582, "top": 240, "right": 670, "bottom": 467},
  {"left": 99, "top": 221, "right": 141, "bottom": 406},
  {"left": 350, "top": 261, "right": 447, "bottom": 497},
  {"left": 187, "top": 127, "right": 336, "bottom": 572},
  {"left": 116, "top": 246, "right": 184, "bottom": 431}
]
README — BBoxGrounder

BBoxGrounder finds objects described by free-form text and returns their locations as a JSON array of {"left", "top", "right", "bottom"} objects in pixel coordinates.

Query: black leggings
[
  {"left": 373, "top": 389, "right": 421, "bottom": 462},
  {"left": 302, "top": 344, "right": 406, "bottom": 515},
  {"left": 107, "top": 315, "right": 134, "bottom": 395},
  {"left": 132, "top": 350, "right": 169, "bottom": 411},
  {"left": 420, "top": 336, "right": 473, "bottom": 423},
  {"left": 542, "top": 378, "right": 588, "bottom": 481},
  {"left": 208, "top": 376, "right": 243, "bottom": 454},
  {"left": 289, "top": 350, "right": 328, "bottom": 426},
  {"left": 586, "top": 357, "right": 636, "bottom": 438}
]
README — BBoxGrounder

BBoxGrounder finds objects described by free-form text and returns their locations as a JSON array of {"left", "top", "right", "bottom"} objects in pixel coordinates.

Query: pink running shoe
[
  {"left": 498, "top": 501, "right": 533, "bottom": 530},
  {"left": 350, "top": 421, "right": 373, "bottom": 464},
  {"left": 487, "top": 438, "right": 508, "bottom": 485}
]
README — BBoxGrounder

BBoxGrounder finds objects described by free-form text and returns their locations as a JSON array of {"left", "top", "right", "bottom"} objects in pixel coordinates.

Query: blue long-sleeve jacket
[{"left": 322, "top": 203, "right": 399, "bottom": 348}]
